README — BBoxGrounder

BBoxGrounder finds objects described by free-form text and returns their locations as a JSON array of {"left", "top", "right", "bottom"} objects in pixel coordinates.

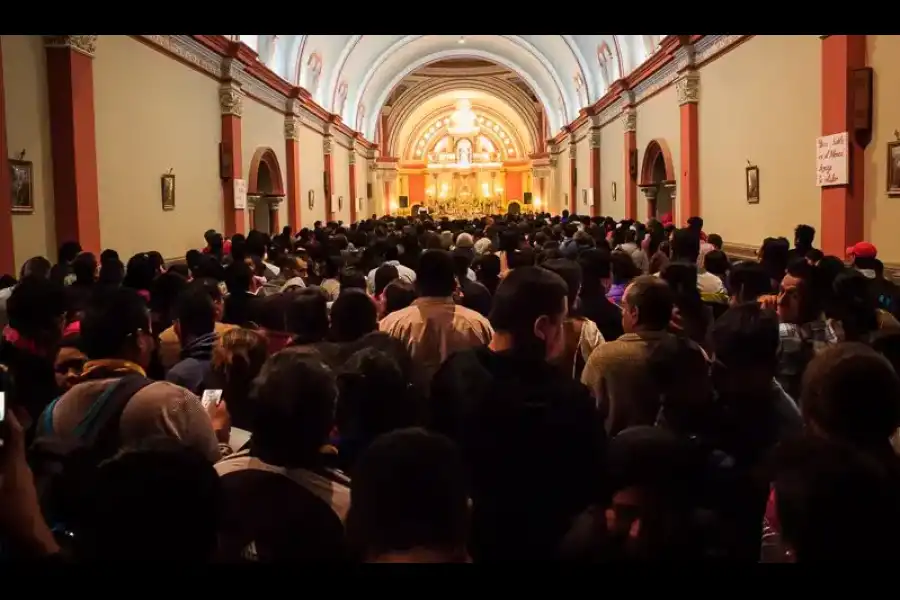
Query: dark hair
[
  {"left": 489, "top": 266, "right": 568, "bottom": 359},
  {"left": 383, "top": 280, "right": 417, "bottom": 316},
  {"left": 703, "top": 250, "right": 729, "bottom": 278},
  {"left": 541, "top": 258, "right": 583, "bottom": 312},
  {"left": 759, "top": 237, "right": 790, "bottom": 284},
  {"left": 167, "top": 264, "right": 191, "bottom": 280},
  {"left": 416, "top": 250, "right": 456, "bottom": 297},
  {"left": 6, "top": 277, "right": 66, "bottom": 343},
  {"left": 686, "top": 216, "right": 704, "bottom": 231},
  {"left": 610, "top": 251, "right": 640, "bottom": 285},
  {"left": 670, "top": 228, "right": 701, "bottom": 264},
  {"left": 209, "top": 328, "right": 268, "bottom": 430},
  {"left": 622, "top": 275, "right": 674, "bottom": 331},
  {"left": 58, "top": 241, "right": 82, "bottom": 265},
  {"left": 250, "top": 350, "right": 337, "bottom": 466},
  {"left": 806, "top": 248, "right": 824, "bottom": 263},
  {"left": 123, "top": 253, "right": 156, "bottom": 292},
  {"left": 285, "top": 287, "right": 329, "bottom": 345},
  {"left": 339, "top": 268, "right": 367, "bottom": 293},
  {"left": 801, "top": 343, "right": 900, "bottom": 450},
  {"left": 20, "top": 256, "right": 52, "bottom": 280},
  {"left": 794, "top": 224, "right": 816, "bottom": 248},
  {"left": 224, "top": 261, "right": 253, "bottom": 295},
  {"left": 728, "top": 261, "right": 773, "bottom": 301},
  {"left": 98, "top": 259, "right": 125, "bottom": 286},
  {"left": 373, "top": 264, "right": 399, "bottom": 296},
  {"left": 346, "top": 428, "right": 468, "bottom": 560},
  {"left": 474, "top": 254, "right": 501, "bottom": 296},
  {"left": 70, "top": 252, "right": 97, "bottom": 285},
  {"left": 785, "top": 259, "right": 824, "bottom": 323},
  {"left": 80, "top": 287, "right": 151, "bottom": 360},
  {"left": 831, "top": 269, "right": 879, "bottom": 341},
  {"left": 329, "top": 290, "right": 377, "bottom": 343},
  {"left": 706, "top": 234, "right": 723, "bottom": 250},
  {"left": 712, "top": 302, "right": 779, "bottom": 369},
  {"left": 175, "top": 285, "right": 216, "bottom": 340},
  {"left": 577, "top": 248, "right": 611, "bottom": 291}
]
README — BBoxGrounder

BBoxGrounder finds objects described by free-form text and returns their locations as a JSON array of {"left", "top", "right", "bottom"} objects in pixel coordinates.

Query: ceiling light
[{"left": 458, "top": 36, "right": 466, "bottom": 44}]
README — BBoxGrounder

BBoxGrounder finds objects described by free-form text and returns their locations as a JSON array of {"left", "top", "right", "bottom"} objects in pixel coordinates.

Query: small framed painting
[{"left": 745, "top": 165, "right": 760, "bottom": 204}]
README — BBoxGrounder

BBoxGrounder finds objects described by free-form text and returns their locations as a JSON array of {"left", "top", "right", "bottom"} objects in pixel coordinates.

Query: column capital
[
  {"left": 268, "top": 195, "right": 285, "bottom": 208},
  {"left": 676, "top": 72, "right": 700, "bottom": 105},
  {"left": 246, "top": 194, "right": 263, "bottom": 209},
  {"left": 284, "top": 115, "right": 300, "bottom": 141},
  {"left": 589, "top": 128, "right": 602, "bottom": 149},
  {"left": 349, "top": 152, "right": 356, "bottom": 165},
  {"left": 323, "top": 135, "right": 334, "bottom": 155},
  {"left": 44, "top": 35, "right": 97, "bottom": 58},
  {"left": 640, "top": 185, "right": 657, "bottom": 200},
  {"left": 219, "top": 81, "right": 244, "bottom": 117},
  {"left": 622, "top": 108, "right": 637, "bottom": 133}
]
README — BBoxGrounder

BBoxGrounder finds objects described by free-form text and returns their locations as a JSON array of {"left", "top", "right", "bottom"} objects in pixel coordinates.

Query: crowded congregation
[{"left": 0, "top": 213, "right": 899, "bottom": 562}]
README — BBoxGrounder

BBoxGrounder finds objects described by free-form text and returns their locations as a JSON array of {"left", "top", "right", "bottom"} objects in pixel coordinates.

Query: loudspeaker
[
  {"left": 629, "top": 149, "right": 638, "bottom": 178},
  {"left": 399, "top": 195, "right": 409, "bottom": 209},
  {"left": 852, "top": 67, "right": 873, "bottom": 147},
  {"left": 523, "top": 192, "right": 533, "bottom": 205},
  {"left": 219, "top": 142, "right": 233, "bottom": 179}
]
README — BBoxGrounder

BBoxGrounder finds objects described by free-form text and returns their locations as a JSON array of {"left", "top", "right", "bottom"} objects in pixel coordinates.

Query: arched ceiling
[{"left": 234, "top": 35, "right": 668, "bottom": 141}]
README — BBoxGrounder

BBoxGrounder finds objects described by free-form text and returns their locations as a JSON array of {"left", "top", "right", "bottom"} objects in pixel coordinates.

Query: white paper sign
[
  {"left": 816, "top": 132, "right": 849, "bottom": 187},
  {"left": 233, "top": 178, "right": 248, "bottom": 209}
]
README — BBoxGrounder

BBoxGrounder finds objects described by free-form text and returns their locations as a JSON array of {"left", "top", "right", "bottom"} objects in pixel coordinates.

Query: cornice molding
[{"left": 133, "top": 35, "right": 376, "bottom": 149}]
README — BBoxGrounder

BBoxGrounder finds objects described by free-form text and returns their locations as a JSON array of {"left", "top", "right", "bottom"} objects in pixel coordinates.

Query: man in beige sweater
[{"left": 581, "top": 275, "right": 675, "bottom": 436}]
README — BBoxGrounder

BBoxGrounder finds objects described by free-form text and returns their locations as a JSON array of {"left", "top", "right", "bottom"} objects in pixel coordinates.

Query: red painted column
[
  {"left": 623, "top": 108, "right": 638, "bottom": 220},
  {"left": 269, "top": 204, "right": 280, "bottom": 233},
  {"left": 677, "top": 72, "right": 700, "bottom": 222},
  {"left": 323, "top": 134, "right": 334, "bottom": 222},
  {"left": 284, "top": 111, "right": 302, "bottom": 231},
  {"left": 349, "top": 151, "right": 358, "bottom": 223},
  {"left": 44, "top": 35, "right": 101, "bottom": 252},
  {"left": 569, "top": 140, "right": 577, "bottom": 214},
  {"left": 820, "top": 35, "right": 866, "bottom": 256},
  {"left": 0, "top": 38, "right": 15, "bottom": 275},
  {"left": 219, "top": 79, "right": 244, "bottom": 236},
  {"left": 589, "top": 129, "right": 601, "bottom": 216},
  {"left": 383, "top": 180, "right": 391, "bottom": 215}
]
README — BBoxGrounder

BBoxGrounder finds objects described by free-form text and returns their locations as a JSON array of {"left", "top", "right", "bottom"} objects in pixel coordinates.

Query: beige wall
[
  {"left": 866, "top": 35, "right": 900, "bottom": 262},
  {"left": 600, "top": 124, "right": 626, "bottom": 221},
  {"left": 559, "top": 152, "right": 571, "bottom": 213},
  {"left": 298, "top": 125, "right": 326, "bottom": 224},
  {"left": 94, "top": 35, "right": 222, "bottom": 260},
  {"left": 699, "top": 35, "right": 821, "bottom": 247},
  {"left": 575, "top": 133, "right": 591, "bottom": 211},
  {"left": 2, "top": 35, "right": 56, "bottom": 267},
  {"left": 354, "top": 150, "right": 369, "bottom": 218},
  {"left": 331, "top": 143, "right": 351, "bottom": 223},
  {"left": 241, "top": 96, "right": 288, "bottom": 233},
  {"left": 635, "top": 84, "right": 681, "bottom": 222}
]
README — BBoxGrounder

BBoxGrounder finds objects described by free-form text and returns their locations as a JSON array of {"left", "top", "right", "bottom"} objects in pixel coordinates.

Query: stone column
[
  {"left": 246, "top": 195, "right": 260, "bottom": 231},
  {"left": 641, "top": 185, "right": 658, "bottom": 220},
  {"left": 0, "top": 38, "right": 14, "bottom": 274},
  {"left": 323, "top": 133, "right": 335, "bottom": 222},
  {"left": 348, "top": 150, "right": 358, "bottom": 223},
  {"left": 284, "top": 92, "right": 302, "bottom": 231},
  {"left": 44, "top": 35, "right": 101, "bottom": 251},
  {"left": 268, "top": 196, "right": 284, "bottom": 233},
  {"left": 820, "top": 35, "right": 866, "bottom": 256},
  {"left": 568, "top": 136, "right": 577, "bottom": 214},
  {"left": 589, "top": 127, "right": 601, "bottom": 216},
  {"left": 219, "top": 59, "right": 245, "bottom": 236},
  {"left": 622, "top": 104, "right": 638, "bottom": 220},
  {"left": 676, "top": 42, "right": 700, "bottom": 223}
]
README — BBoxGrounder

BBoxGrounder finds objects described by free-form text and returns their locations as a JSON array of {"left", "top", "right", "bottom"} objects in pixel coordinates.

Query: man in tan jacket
[{"left": 581, "top": 275, "right": 675, "bottom": 436}]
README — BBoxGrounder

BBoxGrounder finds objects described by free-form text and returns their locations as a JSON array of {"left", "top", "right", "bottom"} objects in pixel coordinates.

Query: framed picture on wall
[
  {"left": 611, "top": 181, "right": 617, "bottom": 202},
  {"left": 745, "top": 165, "right": 760, "bottom": 204},
  {"left": 887, "top": 141, "right": 900, "bottom": 196},
  {"left": 308, "top": 189, "right": 315, "bottom": 209},
  {"left": 161, "top": 173, "right": 175, "bottom": 211},
  {"left": 338, "top": 196, "right": 343, "bottom": 211},
  {"left": 9, "top": 159, "right": 34, "bottom": 214}
]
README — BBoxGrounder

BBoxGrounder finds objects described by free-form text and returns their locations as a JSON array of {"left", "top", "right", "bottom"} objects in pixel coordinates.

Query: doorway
[
  {"left": 638, "top": 139, "right": 676, "bottom": 221},
  {"left": 247, "top": 147, "right": 286, "bottom": 235}
]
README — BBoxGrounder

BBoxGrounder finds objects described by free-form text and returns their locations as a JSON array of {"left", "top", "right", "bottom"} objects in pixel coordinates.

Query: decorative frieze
[
  {"left": 622, "top": 108, "right": 637, "bottom": 133},
  {"left": 675, "top": 44, "right": 696, "bottom": 72},
  {"left": 676, "top": 72, "right": 700, "bottom": 105},
  {"left": 219, "top": 82, "right": 244, "bottom": 117},
  {"left": 44, "top": 35, "right": 98, "bottom": 58},
  {"left": 284, "top": 115, "right": 300, "bottom": 141}
]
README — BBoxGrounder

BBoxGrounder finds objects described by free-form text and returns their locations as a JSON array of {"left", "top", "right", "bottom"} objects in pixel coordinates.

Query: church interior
[{"left": 0, "top": 35, "right": 893, "bottom": 273}]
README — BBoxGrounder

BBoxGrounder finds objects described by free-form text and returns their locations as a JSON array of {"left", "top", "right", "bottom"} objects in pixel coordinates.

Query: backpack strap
[{"left": 74, "top": 374, "right": 153, "bottom": 451}]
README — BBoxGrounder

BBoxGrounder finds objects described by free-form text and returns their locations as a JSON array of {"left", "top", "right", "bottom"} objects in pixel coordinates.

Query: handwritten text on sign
[
  {"left": 816, "top": 132, "right": 849, "bottom": 187},
  {"left": 233, "top": 178, "right": 248, "bottom": 210}
]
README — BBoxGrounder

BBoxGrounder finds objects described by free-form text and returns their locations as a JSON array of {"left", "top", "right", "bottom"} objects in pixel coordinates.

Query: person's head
[
  {"left": 55, "top": 335, "right": 87, "bottom": 391},
  {"left": 621, "top": 275, "right": 674, "bottom": 334},
  {"left": 686, "top": 216, "right": 704, "bottom": 232},
  {"left": 208, "top": 327, "right": 268, "bottom": 431},
  {"left": 98, "top": 258, "right": 125, "bottom": 286},
  {"left": 224, "top": 260, "right": 253, "bottom": 295},
  {"left": 610, "top": 251, "right": 640, "bottom": 285},
  {"left": 6, "top": 277, "right": 66, "bottom": 350},
  {"left": 711, "top": 302, "right": 780, "bottom": 397},
  {"left": 173, "top": 285, "right": 216, "bottom": 344},
  {"left": 489, "top": 266, "right": 568, "bottom": 361},
  {"left": 805, "top": 248, "right": 824, "bottom": 265},
  {"left": 847, "top": 241, "right": 879, "bottom": 271},
  {"left": 759, "top": 237, "right": 790, "bottom": 282},
  {"left": 80, "top": 287, "right": 155, "bottom": 368},
  {"left": 383, "top": 280, "right": 417, "bottom": 316},
  {"left": 19, "top": 256, "right": 52, "bottom": 280},
  {"left": 373, "top": 264, "right": 399, "bottom": 297},
  {"left": 648, "top": 333, "right": 712, "bottom": 429},
  {"left": 249, "top": 349, "right": 337, "bottom": 466},
  {"left": 416, "top": 250, "right": 456, "bottom": 298},
  {"left": 340, "top": 268, "right": 368, "bottom": 294},
  {"left": 773, "top": 436, "right": 900, "bottom": 561},
  {"left": 329, "top": 289, "right": 378, "bottom": 343},
  {"left": 475, "top": 253, "right": 501, "bottom": 281},
  {"left": 346, "top": 428, "right": 469, "bottom": 563},
  {"left": 541, "top": 258, "right": 583, "bottom": 313},
  {"left": 830, "top": 268, "right": 879, "bottom": 341},
  {"left": 78, "top": 439, "right": 222, "bottom": 561},
  {"left": 794, "top": 224, "right": 816, "bottom": 250},
  {"left": 578, "top": 247, "right": 612, "bottom": 287},
  {"left": 284, "top": 287, "right": 329, "bottom": 345},
  {"left": 146, "top": 251, "right": 166, "bottom": 275},
  {"left": 728, "top": 261, "right": 772, "bottom": 304},
  {"left": 670, "top": 228, "right": 701, "bottom": 264},
  {"left": 706, "top": 233, "right": 723, "bottom": 251},
  {"left": 58, "top": 241, "right": 82, "bottom": 265},
  {"left": 801, "top": 343, "right": 900, "bottom": 452},
  {"left": 188, "top": 277, "right": 225, "bottom": 322},
  {"left": 778, "top": 259, "right": 823, "bottom": 325},
  {"left": 703, "top": 250, "right": 728, "bottom": 278},
  {"left": 123, "top": 253, "right": 156, "bottom": 292}
]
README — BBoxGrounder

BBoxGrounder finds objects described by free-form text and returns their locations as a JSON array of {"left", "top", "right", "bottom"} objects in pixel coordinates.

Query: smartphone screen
[
  {"left": 201, "top": 389, "right": 223, "bottom": 411},
  {"left": 0, "top": 391, "right": 5, "bottom": 423}
]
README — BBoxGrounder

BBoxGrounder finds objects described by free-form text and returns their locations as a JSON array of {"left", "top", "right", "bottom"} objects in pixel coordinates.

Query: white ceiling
[{"left": 235, "top": 35, "right": 667, "bottom": 141}]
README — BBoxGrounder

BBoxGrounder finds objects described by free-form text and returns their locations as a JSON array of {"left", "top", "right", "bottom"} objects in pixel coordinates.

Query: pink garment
[
  {"left": 660, "top": 212, "right": 673, "bottom": 227},
  {"left": 63, "top": 321, "right": 81, "bottom": 337}
]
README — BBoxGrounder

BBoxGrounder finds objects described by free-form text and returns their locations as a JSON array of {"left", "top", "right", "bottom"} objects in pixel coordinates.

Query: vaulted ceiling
[{"left": 232, "top": 35, "right": 668, "bottom": 141}]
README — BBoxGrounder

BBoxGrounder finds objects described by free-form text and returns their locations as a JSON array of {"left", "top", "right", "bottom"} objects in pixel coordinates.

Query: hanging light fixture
[
  {"left": 458, "top": 36, "right": 466, "bottom": 44},
  {"left": 447, "top": 98, "right": 479, "bottom": 136}
]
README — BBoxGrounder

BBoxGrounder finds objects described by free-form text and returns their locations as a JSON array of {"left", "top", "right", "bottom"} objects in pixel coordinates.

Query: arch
[
  {"left": 248, "top": 147, "right": 285, "bottom": 196},
  {"left": 639, "top": 139, "right": 675, "bottom": 186}
]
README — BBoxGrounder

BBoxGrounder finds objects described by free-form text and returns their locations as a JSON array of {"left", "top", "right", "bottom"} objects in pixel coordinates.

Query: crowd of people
[{"left": 1, "top": 210, "right": 899, "bottom": 562}]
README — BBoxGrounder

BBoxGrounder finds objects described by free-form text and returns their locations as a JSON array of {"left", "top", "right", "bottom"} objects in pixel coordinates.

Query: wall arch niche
[
  {"left": 247, "top": 147, "right": 286, "bottom": 234},
  {"left": 639, "top": 139, "right": 676, "bottom": 221}
]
